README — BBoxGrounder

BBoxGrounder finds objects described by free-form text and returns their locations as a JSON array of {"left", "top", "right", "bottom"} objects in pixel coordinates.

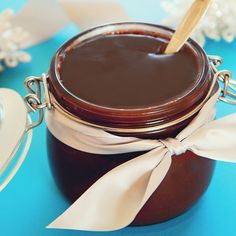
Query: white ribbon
[
  {"left": 45, "top": 91, "right": 236, "bottom": 231},
  {"left": 12, "top": 0, "right": 130, "bottom": 49}
]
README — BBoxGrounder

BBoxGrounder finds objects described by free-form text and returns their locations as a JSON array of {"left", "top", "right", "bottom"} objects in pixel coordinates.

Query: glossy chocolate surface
[{"left": 59, "top": 34, "right": 199, "bottom": 109}]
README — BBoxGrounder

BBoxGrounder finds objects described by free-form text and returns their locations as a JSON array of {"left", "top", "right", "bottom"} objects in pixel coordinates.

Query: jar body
[
  {"left": 47, "top": 129, "right": 215, "bottom": 225},
  {"left": 46, "top": 23, "right": 216, "bottom": 226}
]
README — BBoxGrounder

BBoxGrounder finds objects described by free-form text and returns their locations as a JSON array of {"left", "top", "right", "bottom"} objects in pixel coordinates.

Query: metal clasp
[
  {"left": 208, "top": 55, "right": 236, "bottom": 105},
  {"left": 24, "top": 73, "right": 52, "bottom": 131}
]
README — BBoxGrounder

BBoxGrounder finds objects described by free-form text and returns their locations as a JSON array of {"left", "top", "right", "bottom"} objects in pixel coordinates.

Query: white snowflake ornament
[
  {"left": 161, "top": 0, "right": 236, "bottom": 46},
  {"left": 0, "top": 9, "right": 31, "bottom": 72}
]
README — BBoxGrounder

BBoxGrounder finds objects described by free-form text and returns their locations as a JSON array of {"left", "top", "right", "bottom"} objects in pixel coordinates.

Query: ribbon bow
[{"left": 46, "top": 91, "right": 236, "bottom": 231}]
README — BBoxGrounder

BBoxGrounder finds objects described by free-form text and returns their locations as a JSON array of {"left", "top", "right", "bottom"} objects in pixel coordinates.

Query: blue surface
[{"left": 0, "top": 1, "right": 236, "bottom": 236}]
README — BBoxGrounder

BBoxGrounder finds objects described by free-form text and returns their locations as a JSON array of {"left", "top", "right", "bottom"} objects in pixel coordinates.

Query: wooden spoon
[{"left": 165, "top": 0, "right": 212, "bottom": 54}]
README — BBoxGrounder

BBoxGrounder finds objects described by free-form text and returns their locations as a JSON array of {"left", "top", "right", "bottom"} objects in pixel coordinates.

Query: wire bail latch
[
  {"left": 24, "top": 73, "right": 52, "bottom": 131},
  {"left": 209, "top": 55, "right": 236, "bottom": 105}
]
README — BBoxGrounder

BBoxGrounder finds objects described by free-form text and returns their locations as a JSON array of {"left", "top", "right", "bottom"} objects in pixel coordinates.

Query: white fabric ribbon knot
[
  {"left": 161, "top": 138, "right": 188, "bottom": 156},
  {"left": 46, "top": 91, "right": 236, "bottom": 231}
]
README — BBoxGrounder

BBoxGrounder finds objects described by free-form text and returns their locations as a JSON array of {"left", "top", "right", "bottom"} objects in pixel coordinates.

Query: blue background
[{"left": 0, "top": 1, "right": 236, "bottom": 236}]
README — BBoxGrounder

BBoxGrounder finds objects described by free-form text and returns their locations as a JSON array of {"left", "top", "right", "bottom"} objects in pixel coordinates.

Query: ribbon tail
[
  {"left": 140, "top": 153, "right": 172, "bottom": 207},
  {"left": 12, "top": 0, "right": 70, "bottom": 49},
  {"left": 47, "top": 148, "right": 171, "bottom": 231},
  {"left": 187, "top": 113, "right": 236, "bottom": 162},
  {"left": 59, "top": 0, "right": 130, "bottom": 31}
]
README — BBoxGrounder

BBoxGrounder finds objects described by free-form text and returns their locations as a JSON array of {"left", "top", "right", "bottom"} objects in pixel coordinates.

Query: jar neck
[{"left": 48, "top": 23, "right": 212, "bottom": 130}]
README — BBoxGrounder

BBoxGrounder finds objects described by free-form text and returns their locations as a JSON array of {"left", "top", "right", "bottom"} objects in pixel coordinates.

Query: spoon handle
[{"left": 165, "top": 0, "right": 212, "bottom": 54}]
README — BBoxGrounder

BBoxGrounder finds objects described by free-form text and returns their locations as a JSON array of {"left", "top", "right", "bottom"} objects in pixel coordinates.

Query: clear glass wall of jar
[{"left": 46, "top": 23, "right": 218, "bottom": 225}]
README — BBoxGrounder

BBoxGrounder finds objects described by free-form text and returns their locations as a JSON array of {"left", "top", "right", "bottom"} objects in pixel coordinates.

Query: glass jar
[{"left": 46, "top": 23, "right": 217, "bottom": 226}]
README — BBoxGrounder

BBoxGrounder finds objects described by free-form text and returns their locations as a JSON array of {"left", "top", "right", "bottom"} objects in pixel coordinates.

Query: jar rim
[{"left": 48, "top": 22, "right": 211, "bottom": 129}]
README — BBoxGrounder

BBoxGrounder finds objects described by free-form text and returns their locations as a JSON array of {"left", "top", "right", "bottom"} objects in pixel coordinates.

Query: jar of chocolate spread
[{"left": 40, "top": 23, "right": 218, "bottom": 225}]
